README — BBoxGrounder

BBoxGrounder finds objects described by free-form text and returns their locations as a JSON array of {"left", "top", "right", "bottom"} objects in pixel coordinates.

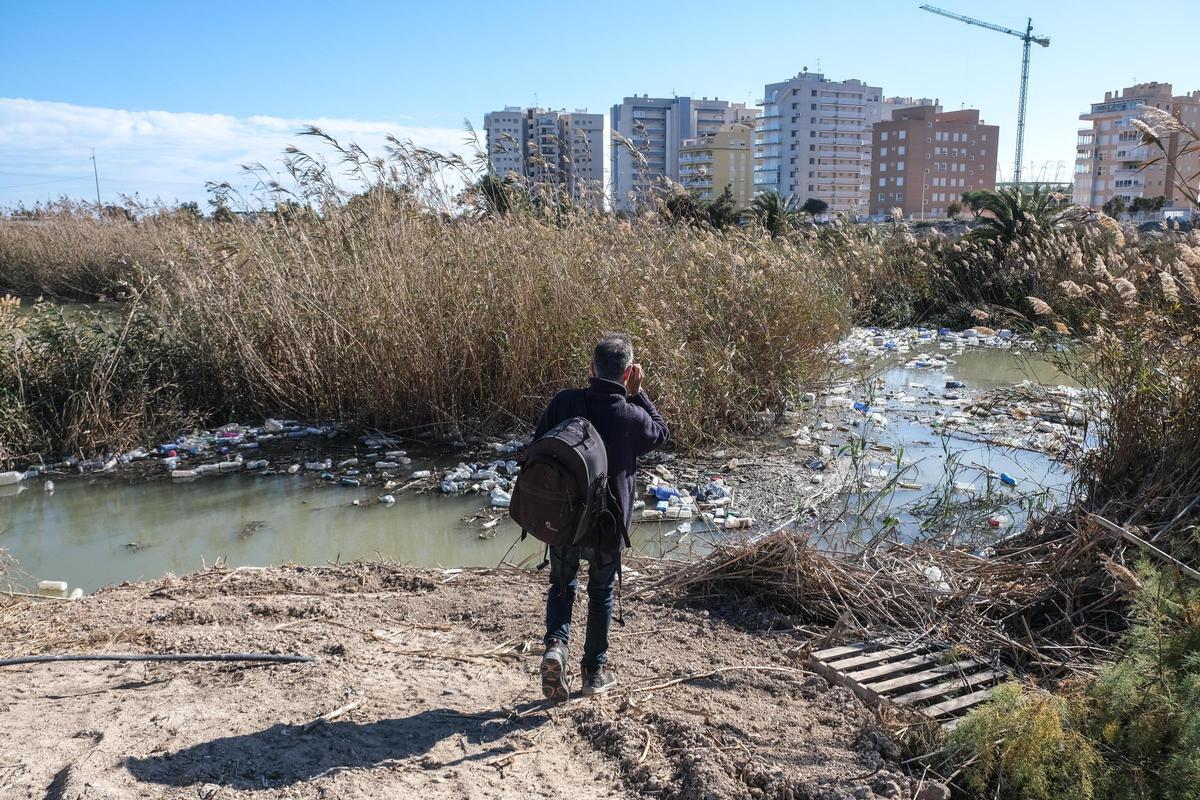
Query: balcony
[
  {"left": 819, "top": 136, "right": 865, "bottom": 147},
  {"left": 756, "top": 135, "right": 782, "bottom": 146},
  {"left": 817, "top": 149, "right": 865, "bottom": 159},
  {"left": 759, "top": 122, "right": 782, "bottom": 132},
  {"left": 821, "top": 112, "right": 866, "bottom": 122}
]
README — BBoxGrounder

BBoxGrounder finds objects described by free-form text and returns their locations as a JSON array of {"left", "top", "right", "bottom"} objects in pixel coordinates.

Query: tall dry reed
[{"left": 149, "top": 209, "right": 847, "bottom": 446}]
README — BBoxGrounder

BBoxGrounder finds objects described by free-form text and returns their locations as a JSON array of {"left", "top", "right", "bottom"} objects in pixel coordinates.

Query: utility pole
[{"left": 90, "top": 149, "right": 102, "bottom": 212}]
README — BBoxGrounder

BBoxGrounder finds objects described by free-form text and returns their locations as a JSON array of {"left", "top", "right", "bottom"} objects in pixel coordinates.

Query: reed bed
[{"left": 146, "top": 210, "right": 847, "bottom": 447}]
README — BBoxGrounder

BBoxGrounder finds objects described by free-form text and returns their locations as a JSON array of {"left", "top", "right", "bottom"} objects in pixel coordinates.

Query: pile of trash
[
  {"left": 161, "top": 420, "right": 345, "bottom": 481},
  {"left": 835, "top": 325, "right": 1028, "bottom": 366},
  {"left": 0, "top": 419, "right": 448, "bottom": 495},
  {"left": 952, "top": 382, "right": 1099, "bottom": 454},
  {"left": 438, "top": 458, "right": 522, "bottom": 508},
  {"left": 636, "top": 466, "right": 755, "bottom": 531}
]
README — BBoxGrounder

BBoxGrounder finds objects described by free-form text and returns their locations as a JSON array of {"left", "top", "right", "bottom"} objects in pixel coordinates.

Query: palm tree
[
  {"left": 970, "top": 184, "right": 1077, "bottom": 247},
  {"left": 750, "top": 191, "right": 798, "bottom": 237}
]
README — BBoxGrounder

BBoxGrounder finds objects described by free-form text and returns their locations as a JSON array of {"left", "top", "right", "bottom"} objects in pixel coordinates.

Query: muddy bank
[{"left": 0, "top": 563, "right": 928, "bottom": 800}]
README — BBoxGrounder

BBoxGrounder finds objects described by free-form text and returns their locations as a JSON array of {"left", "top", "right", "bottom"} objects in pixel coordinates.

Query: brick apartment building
[{"left": 868, "top": 106, "right": 999, "bottom": 219}]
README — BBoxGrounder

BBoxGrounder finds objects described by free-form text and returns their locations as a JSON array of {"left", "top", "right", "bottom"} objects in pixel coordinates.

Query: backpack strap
[{"left": 615, "top": 557, "right": 626, "bottom": 627}]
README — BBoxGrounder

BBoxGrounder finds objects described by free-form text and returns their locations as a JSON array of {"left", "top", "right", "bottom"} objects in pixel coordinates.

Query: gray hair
[{"left": 593, "top": 334, "right": 633, "bottom": 382}]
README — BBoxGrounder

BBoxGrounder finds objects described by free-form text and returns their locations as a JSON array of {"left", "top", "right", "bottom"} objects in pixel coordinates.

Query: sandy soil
[{"left": 1, "top": 563, "right": 919, "bottom": 800}]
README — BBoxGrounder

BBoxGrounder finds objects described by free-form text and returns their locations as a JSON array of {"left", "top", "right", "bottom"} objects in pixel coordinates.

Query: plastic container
[
  {"left": 0, "top": 471, "right": 23, "bottom": 486},
  {"left": 411, "top": 470, "right": 431, "bottom": 479},
  {"left": 999, "top": 472, "right": 1018, "bottom": 487},
  {"left": 652, "top": 485, "right": 680, "bottom": 501},
  {"left": 37, "top": 580, "right": 69, "bottom": 598}
]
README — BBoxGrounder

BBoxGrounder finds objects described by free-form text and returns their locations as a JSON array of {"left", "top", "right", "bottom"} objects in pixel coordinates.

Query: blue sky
[{"left": 1, "top": 0, "right": 1197, "bottom": 207}]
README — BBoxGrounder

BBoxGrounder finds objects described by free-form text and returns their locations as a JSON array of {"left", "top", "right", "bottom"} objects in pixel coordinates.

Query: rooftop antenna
[{"left": 919, "top": 4, "right": 1050, "bottom": 184}]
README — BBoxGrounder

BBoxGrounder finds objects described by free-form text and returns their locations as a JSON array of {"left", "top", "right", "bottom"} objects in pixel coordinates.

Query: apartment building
[
  {"left": 755, "top": 71, "right": 883, "bottom": 215},
  {"left": 1073, "top": 82, "right": 1200, "bottom": 213},
  {"left": 678, "top": 122, "right": 756, "bottom": 208},
  {"left": 882, "top": 97, "right": 941, "bottom": 121},
  {"left": 483, "top": 107, "right": 605, "bottom": 208},
  {"left": 868, "top": 107, "right": 998, "bottom": 219},
  {"left": 611, "top": 96, "right": 754, "bottom": 211}
]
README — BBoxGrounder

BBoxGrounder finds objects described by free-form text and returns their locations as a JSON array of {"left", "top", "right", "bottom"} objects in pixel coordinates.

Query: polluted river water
[{"left": 0, "top": 334, "right": 1083, "bottom": 594}]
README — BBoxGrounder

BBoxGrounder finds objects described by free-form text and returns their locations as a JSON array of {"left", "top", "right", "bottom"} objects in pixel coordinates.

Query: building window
[
  {"left": 897, "top": 161, "right": 905, "bottom": 171},
  {"left": 896, "top": 177, "right": 904, "bottom": 186},
  {"left": 878, "top": 193, "right": 885, "bottom": 202},
  {"left": 880, "top": 163, "right": 887, "bottom": 171},
  {"left": 879, "top": 178, "right": 886, "bottom": 186},
  {"left": 899, "top": 130, "right": 906, "bottom": 140},
  {"left": 880, "top": 131, "right": 889, "bottom": 141}
]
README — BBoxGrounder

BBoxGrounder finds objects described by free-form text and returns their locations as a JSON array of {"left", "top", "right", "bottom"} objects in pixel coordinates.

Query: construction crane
[{"left": 919, "top": 4, "right": 1050, "bottom": 184}]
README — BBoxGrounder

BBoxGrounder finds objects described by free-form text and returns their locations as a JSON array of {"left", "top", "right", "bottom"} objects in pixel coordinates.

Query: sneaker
[
  {"left": 541, "top": 640, "right": 569, "bottom": 702},
  {"left": 580, "top": 665, "right": 617, "bottom": 696}
]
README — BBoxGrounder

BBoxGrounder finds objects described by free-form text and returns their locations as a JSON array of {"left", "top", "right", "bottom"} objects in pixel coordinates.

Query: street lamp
[{"left": 921, "top": 168, "right": 931, "bottom": 221}]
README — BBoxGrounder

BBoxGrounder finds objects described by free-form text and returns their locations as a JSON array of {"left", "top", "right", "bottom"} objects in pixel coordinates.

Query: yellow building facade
[{"left": 678, "top": 122, "right": 756, "bottom": 208}]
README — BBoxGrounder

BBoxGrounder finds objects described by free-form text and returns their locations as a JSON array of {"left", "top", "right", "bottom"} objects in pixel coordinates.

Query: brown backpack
[{"left": 509, "top": 416, "right": 609, "bottom": 548}]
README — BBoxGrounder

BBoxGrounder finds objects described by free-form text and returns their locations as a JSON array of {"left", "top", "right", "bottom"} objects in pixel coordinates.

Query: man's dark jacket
[{"left": 534, "top": 377, "right": 669, "bottom": 552}]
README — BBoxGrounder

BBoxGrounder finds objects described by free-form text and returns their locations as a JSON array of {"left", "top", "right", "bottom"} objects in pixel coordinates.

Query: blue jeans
[{"left": 544, "top": 545, "right": 620, "bottom": 669}]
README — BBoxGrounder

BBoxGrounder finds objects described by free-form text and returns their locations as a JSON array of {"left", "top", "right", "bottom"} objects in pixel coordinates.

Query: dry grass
[
  {"left": 144, "top": 210, "right": 846, "bottom": 447},
  {"left": 0, "top": 201, "right": 179, "bottom": 299}
]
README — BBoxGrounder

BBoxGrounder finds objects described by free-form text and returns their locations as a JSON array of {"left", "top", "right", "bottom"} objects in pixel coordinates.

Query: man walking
[{"left": 535, "top": 334, "right": 668, "bottom": 700}]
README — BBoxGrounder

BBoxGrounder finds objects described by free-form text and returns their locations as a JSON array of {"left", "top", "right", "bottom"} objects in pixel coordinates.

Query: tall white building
[
  {"left": 610, "top": 96, "right": 754, "bottom": 211},
  {"left": 755, "top": 72, "right": 882, "bottom": 214},
  {"left": 483, "top": 107, "right": 605, "bottom": 208}
]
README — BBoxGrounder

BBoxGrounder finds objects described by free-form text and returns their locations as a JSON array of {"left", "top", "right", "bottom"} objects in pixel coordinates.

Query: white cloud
[{"left": 0, "top": 98, "right": 474, "bottom": 209}]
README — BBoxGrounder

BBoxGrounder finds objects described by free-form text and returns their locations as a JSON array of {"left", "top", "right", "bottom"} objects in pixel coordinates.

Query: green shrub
[
  {"left": 948, "top": 682, "right": 1103, "bottom": 800},
  {"left": 0, "top": 297, "right": 200, "bottom": 464},
  {"left": 1087, "top": 568, "right": 1200, "bottom": 800}
]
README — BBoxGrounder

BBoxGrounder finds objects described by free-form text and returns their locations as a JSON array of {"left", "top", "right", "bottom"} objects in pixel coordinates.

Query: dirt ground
[{"left": 0, "top": 563, "right": 924, "bottom": 800}]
